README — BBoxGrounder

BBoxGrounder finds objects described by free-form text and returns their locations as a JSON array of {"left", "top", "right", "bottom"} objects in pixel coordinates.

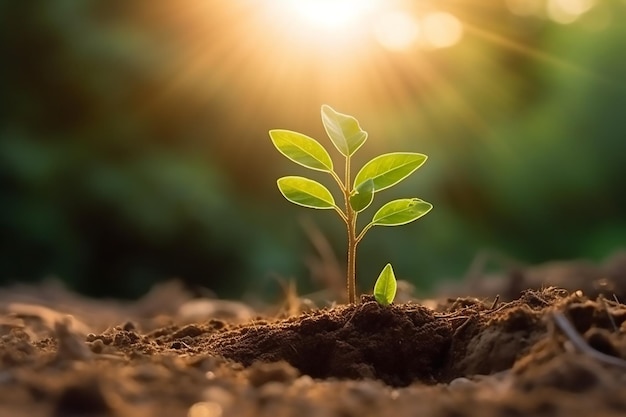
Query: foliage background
[{"left": 1, "top": 0, "right": 625, "bottom": 299}]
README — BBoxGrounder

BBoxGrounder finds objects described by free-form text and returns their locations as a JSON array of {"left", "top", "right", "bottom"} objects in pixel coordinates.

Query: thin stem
[
  {"left": 328, "top": 170, "right": 345, "bottom": 193},
  {"left": 346, "top": 215, "right": 357, "bottom": 304},
  {"left": 333, "top": 206, "right": 348, "bottom": 224},
  {"left": 344, "top": 155, "right": 358, "bottom": 304},
  {"left": 355, "top": 222, "right": 374, "bottom": 245},
  {"left": 327, "top": 170, "right": 348, "bottom": 224}
]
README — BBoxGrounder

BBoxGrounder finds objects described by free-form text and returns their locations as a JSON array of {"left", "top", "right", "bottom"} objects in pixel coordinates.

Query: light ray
[{"left": 131, "top": 0, "right": 626, "bottom": 173}]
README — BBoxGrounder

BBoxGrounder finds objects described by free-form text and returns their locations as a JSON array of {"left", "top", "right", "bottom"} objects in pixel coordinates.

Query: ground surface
[{"left": 1, "top": 251, "right": 626, "bottom": 417}]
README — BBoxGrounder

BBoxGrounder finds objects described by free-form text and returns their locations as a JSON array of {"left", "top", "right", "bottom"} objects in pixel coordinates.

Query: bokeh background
[{"left": 1, "top": 0, "right": 625, "bottom": 300}]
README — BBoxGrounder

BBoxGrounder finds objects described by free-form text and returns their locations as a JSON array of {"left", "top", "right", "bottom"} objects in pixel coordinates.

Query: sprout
[
  {"left": 270, "top": 105, "right": 432, "bottom": 304},
  {"left": 373, "top": 263, "right": 397, "bottom": 306}
]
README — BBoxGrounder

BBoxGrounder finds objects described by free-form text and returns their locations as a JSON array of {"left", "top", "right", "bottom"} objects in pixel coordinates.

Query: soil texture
[{"left": 1, "top": 253, "right": 626, "bottom": 416}]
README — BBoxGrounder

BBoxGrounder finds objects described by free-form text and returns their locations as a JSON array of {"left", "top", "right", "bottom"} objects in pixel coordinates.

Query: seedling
[
  {"left": 373, "top": 263, "right": 397, "bottom": 306},
  {"left": 270, "top": 105, "right": 432, "bottom": 304}
]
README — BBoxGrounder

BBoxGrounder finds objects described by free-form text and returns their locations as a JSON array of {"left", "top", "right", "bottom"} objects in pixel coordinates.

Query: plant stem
[
  {"left": 355, "top": 223, "right": 373, "bottom": 245},
  {"left": 333, "top": 206, "right": 348, "bottom": 224},
  {"left": 346, "top": 207, "right": 357, "bottom": 304},
  {"left": 344, "top": 155, "right": 357, "bottom": 304}
]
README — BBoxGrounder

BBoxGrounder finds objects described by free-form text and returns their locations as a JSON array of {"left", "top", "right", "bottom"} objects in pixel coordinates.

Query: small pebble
[{"left": 449, "top": 377, "right": 473, "bottom": 388}]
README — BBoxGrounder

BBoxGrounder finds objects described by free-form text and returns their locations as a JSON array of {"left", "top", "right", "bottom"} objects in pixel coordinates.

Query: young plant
[
  {"left": 373, "top": 263, "right": 397, "bottom": 306},
  {"left": 269, "top": 105, "right": 432, "bottom": 304}
]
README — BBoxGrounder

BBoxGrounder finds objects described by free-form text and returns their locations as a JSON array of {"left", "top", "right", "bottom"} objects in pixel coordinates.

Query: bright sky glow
[
  {"left": 165, "top": 0, "right": 582, "bottom": 173},
  {"left": 283, "top": 0, "right": 380, "bottom": 32},
  {"left": 374, "top": 11, "right": 464, "bottom": 51},
  {"left": 374, "top": 12, "right": 420, "bottom": 51},
  {"left": 264, "top": 0, "right": 465, "bottom": 53}
]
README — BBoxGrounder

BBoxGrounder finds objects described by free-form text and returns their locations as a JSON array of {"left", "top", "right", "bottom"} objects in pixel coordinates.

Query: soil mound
[
  {"left": 203, "top": 288, "right": 626, "bottom": 387},
  {"left": 208, "top": 296, "right": 452, "bottom": 386}
]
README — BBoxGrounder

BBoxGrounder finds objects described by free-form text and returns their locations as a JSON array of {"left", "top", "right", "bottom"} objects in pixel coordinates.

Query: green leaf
[
  {"left": 372, "top": 198, "right": 432, "bottom": 226},
  {"left": 349, "top": 178, "right": 374, "bottom": 213},
  {"left": 374, "top": 263, "right": 397, "bottom": 306},
  {"left": 354, "top": 153, "right": 427, "bottom": 192},
  {"left": 277, "top": 176, "right": 336, "bottom": 209},
  {"left": 269, "top": 129, "right": 333, "bottom": 172},
  {"left": 321, "top": 105, "right": 367, "bottom": 157}
]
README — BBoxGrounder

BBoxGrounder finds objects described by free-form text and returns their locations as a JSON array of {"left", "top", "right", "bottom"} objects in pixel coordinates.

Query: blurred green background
[{"left": 1, "top": 0, "right": 624, "bottom": 300}]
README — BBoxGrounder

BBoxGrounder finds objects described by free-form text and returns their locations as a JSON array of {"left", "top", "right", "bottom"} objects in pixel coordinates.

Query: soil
[{"left": 1, "top": 251, "right": 626, "bottom": 417}]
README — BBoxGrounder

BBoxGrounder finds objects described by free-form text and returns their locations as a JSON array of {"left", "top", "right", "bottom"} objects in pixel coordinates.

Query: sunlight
[
  {"left": 163, "top": 0, "right": 476, "bottom": 156},
  {"left": 374, "top": 11, "right": 464, "bottom": 52},
  {"left": 422, "top": 12, "right": 463, "bottom": 49},
  {"left": 262, "top": 1, "right": 465, "bottom": 54},
  {"left": 111, "top": 0, "right": 625, "bottom": 228},
  {"left": 547, "top": 0, "right": 595, "bottom": 24},
  {"left": 506, "top": 0, "right": 544, "bottom": 17},
  {"left": 280, "top": 0, "right": 380, "bottom": 32},
  {"left": 374, "top": 12, "right": 420, "bottom": 51}
]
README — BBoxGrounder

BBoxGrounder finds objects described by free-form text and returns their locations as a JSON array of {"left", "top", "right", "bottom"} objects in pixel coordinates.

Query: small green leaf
[
  {"left": 372, "top": 198, "right": 433, "bottom": 226},
  {"left": 354, "top": 153, "right": 427, "bottom": 192},
  {"left": 349, "top": 179, "right": 374, "bottom": 213},
  {"left": 277, "top": 176, "right": 336, "bottom": 209},
  {"left": 374, "top": 263, "right": 397, "bottom": 306},
  {"left": 321, "top": 105, "right": 368, "bottom": 157},
  {"left": 270, "top": 129, "right": 333, "bottom": 172}
]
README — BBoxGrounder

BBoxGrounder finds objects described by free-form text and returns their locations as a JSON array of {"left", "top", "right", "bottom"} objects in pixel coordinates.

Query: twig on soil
[
  {"left": 178, "top": 340, "right": 192, "bottom": 350},
  {"left": 434, "top": 305, "right": 481, "bottom": 319},
  {"left": 453, "top": 316, "right": 475, "bottom": 339},
  {"left": 489, "top": 295, "right": 500, "bottom": 311},
  {"left": 342, "top": 304, "right": 362, "bottom": 329},
  {"left": 528, "top": 291, "right": 549, "bottom": 306},
  {"left": 483, "top": 301, "right": 513, "bottom": 316},
  {"left": 551, "top": 311, "right": 626, "bottom": 370},
  {"left": 447, "top": 316, "right": 471, "bottom": 322},
  {"left": 435, "top": 296, "right": 509, "bottom": 324},
  {"left": 598, "top": 295, "right": 618, "bottom": 332}
]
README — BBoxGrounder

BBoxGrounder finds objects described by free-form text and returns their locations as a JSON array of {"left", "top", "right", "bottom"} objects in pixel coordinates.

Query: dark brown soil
[
  {"left": 209, "top": 296, "right": 452, "bottom": 386},
  {"left": 1, "top": 253, "right": 626, "bottom": 417}
]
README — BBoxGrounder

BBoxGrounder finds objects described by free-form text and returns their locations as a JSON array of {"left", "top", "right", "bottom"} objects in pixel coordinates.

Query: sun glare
[
  {"left": 374, "top": 12, "right": 420, "bottom": 51},
  {"left": 547, "top": 0, "right": 595, "bottom": 24},
  {"left": 152, "top": 0, "right": 605, "bottom": 177},
  {"left": 264, "top": 0, "right": 465, "bottom": 53},
  {"left": 287, "top": 0, "right": 378, "bottom": 31},
  {"left": 274, "top": 0, "right": 380, "bottom": 34},
  {"left": 422, "top": 12, "right": 463, "bottom": 49},
  {"left": 374, "top": 11, "right": 464, "bottom": 51}
]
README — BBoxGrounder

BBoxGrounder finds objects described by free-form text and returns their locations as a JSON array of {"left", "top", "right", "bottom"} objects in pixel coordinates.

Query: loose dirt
[{"left": 1, "top": 253, "right": 626, "bottom": 417}]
